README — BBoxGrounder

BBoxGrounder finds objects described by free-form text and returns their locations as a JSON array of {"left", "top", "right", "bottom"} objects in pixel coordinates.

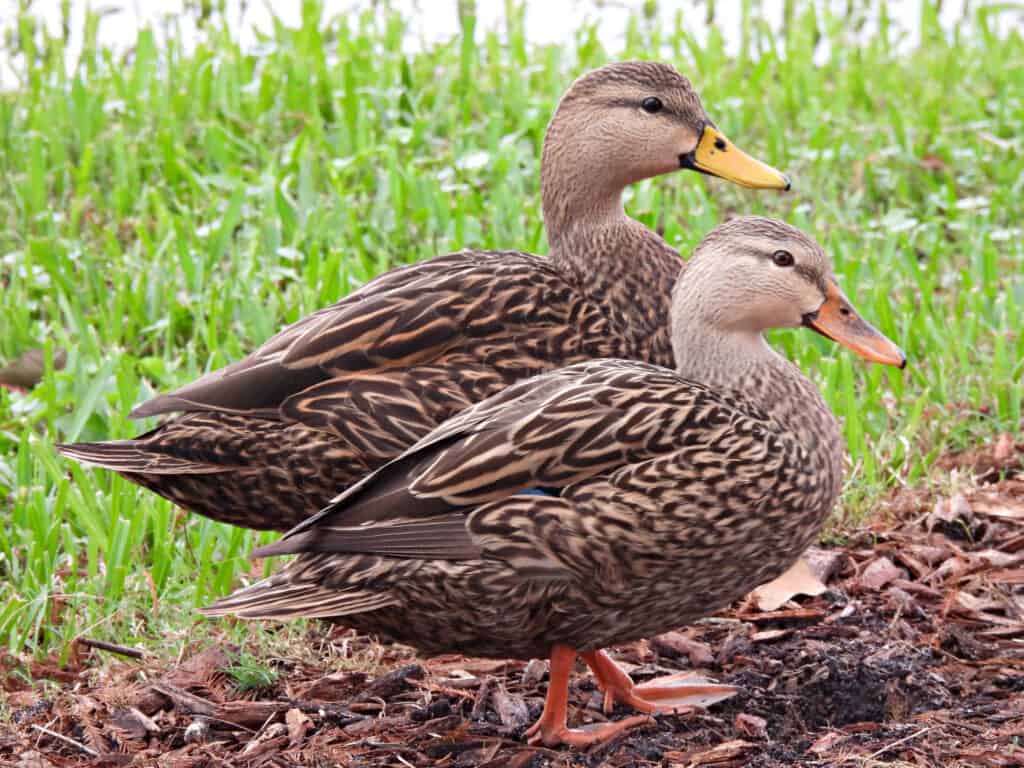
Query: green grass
[
  {"left": 0, "top": 0, "right": 1021, "bottom": 659},
  {"left": 227, "top": 650, "right": 281, "bottom": 694}
]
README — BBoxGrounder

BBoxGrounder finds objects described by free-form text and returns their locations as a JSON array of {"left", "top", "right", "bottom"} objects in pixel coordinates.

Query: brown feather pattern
[
  {"left": 202, "top": 218, "right": 877, "bottom": 665},
  {"left": 60, "top": 237, "right": 681, "bottom": 529},
  {"left": 56, "top": 61, "right": 773, "bottom": 532},
  {"left": 204, "top": 350, "right": 843, "bottom": 660}
]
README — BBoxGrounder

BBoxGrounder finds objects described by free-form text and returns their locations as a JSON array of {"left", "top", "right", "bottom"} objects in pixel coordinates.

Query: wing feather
[
  {"left": 130, "top": 252, "right": 559, "bottom": 419},
  {"left": 265, "top": 361, "right": 704, "bottom": 555}
]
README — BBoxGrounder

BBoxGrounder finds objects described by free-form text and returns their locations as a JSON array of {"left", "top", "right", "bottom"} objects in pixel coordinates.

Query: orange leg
[
  {"left": 581, "top": 649, "right": 738, "bottom": 716},
  {"left": 524, "top": 644, "right": 653, "bottom": 748}
]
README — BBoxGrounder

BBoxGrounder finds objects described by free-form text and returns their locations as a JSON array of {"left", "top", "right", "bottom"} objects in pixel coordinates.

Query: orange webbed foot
[
  {"left": 527, "top": 644, "right": 654, "bottom": 748},
  {"left": 525, "top": 713, "right": 654, "bottom": 748},
  {"left": 582, "top": 649, "right": 738, "bottom": 716}
]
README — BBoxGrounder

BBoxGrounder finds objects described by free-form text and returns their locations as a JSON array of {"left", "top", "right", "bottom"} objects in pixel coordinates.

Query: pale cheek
[{"left": 764, "top": 296, "right": 806, "bottom": 329}]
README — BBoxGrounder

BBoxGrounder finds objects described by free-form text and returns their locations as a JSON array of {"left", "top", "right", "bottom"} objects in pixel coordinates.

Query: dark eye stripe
[{"left": 793, "top": 264, "right": 822, "bottom": 288}]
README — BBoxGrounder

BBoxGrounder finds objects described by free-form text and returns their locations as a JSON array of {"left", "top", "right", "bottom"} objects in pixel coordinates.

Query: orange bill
[
  {"left": 803, "top": 280, "right": 906, "bottom": 368},
  {"left": 683, "top": 125, "right": 792, "bottom": 191}
]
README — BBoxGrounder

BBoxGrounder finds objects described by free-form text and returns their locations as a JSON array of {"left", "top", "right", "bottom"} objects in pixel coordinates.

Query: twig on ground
[
  {"left": 30, "top": 724, "right": 99, "bottom": 757},
  {"left": 864, "top": 727, "right": 930, "bottom": 761},
  {"left": 150, "top": 682, "right": 216, "bottom": 715},
  {"left": 75, "top": 637, "right": 145, "bottom": 660}
]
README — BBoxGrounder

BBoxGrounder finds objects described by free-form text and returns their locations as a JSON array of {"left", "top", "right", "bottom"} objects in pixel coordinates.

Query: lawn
[{"left": 0, "top": 0, "right": 1021, "bottom": 671}]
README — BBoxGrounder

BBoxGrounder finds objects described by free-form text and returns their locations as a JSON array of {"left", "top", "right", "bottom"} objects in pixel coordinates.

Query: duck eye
[
  {"left": 772, "top": 250, "right": 795, "bottom": 267},
  {"left": 641, "top": 96, "right": 663, "bottom": 114}
]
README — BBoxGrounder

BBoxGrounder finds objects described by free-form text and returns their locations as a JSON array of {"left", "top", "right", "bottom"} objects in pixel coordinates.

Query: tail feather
[
  {"left": 56, "top": 441, "right": 235, "bottom": 475},
  {"left": 202, "top": 576, "right": 397, "bottom": 620}
]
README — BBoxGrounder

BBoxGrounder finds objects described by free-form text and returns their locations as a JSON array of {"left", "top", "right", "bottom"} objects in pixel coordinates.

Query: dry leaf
[
  {"left": 285, "top": 707, "right": 313, "bottom": 746},
  {"left": 750, "top": 557, "right": 828, "bottom": 611},
  {"left": 809, "top": 730, "right": 848, "bottom": 754}
]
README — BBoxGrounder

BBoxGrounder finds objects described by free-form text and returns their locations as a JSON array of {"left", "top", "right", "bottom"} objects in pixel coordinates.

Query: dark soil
[{"left": 4, "top": 440, "right": 1023, "bottom": 767}]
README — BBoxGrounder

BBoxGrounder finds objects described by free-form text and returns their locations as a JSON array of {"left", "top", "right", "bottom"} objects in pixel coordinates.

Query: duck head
[
  {"left": 543, "top": 61, "right": 790, "bottom": 196},
  {"left": 672, "top": 216, "right": 906, "bottom": 371}
]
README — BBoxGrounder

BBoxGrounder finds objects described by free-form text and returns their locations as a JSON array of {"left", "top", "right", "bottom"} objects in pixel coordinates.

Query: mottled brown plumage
[
  {"left": 204, "top": 217, "right": 905, "bottom": 747},
  {"left": 56, "top": 61, "right": 789, "bottom": 531}
]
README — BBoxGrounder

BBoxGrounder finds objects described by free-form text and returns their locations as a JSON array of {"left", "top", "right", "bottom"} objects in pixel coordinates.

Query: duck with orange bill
[{"left": 204, "top": 217, "right": 905, "bottom": 748}]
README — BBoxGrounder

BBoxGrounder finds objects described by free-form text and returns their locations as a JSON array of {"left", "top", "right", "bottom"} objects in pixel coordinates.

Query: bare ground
[{"left": 3, "top": 439, "right": 1023, "bottom": 767}]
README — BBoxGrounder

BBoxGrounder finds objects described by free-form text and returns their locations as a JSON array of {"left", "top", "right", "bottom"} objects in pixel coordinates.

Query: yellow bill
[
  {"left": 682, "top": 125, "right": 791, "bottom": 191},
  {"left": 803, "top": 280, "right": 906, "bottom": 368}
]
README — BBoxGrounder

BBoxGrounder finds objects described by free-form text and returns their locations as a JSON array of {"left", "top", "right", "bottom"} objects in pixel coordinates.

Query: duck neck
[
  {"left": 672, "top": 313, "right": 837, "bottom": 443},
  {"left": 540, "top": 141, "right": 681, "bottom": 367},
  {"left": 541, "top": 171, "right": 627, "bottom": 256},
  {"left": 674, "top": 324, "right": 784, "bottom": 398}
]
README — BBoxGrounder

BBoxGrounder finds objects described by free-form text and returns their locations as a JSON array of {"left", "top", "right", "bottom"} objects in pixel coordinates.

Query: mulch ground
[{"left": 3, "top": 438, "right": 1023, "bottom": 767}]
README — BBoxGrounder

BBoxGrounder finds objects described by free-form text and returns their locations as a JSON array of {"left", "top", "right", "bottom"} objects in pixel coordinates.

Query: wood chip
[
  {"left": 891, "top": 549, "right": 932, "bottom": 580},
  {"left": 434, "top": 675, "right": 480, "bottom": 689},
  {"left": 240, "top": 733, "right": 288, "bottom": 758},
  {"left": 805, "top": 546, "right": 846, "bottom": 583},
  {"left": 734, "top": 712, "right": 768, "bottom": 739},
  {"left": 905, "top": 543, "right": 953, "bottom": 565},
  {"left": 889, "top": 578, "right": 943, "bottom": 599},
  {"left": 150, "top": 683, "right": 216, "bottom": 717},
  {"left": 751, "top": 629, "right": 793, "bottom": 643},
  {"left": 354, "top": 664, "right": 425, "bottom": 702},
  {"left": 650, "top": 631, "right": 715, "bottom": 666},
  {"left": 993, "top": 432, "right": 1014, "bottom": 461},
  {"left": 972, "top": 496, "right": 1024, "bottom": 522},
  {"left": 297, "top": 671, "right": 364, "bottom": 701},
  {"left": 520, "top": 658, "right": 547, "bottom": 687},
  {"left": 736, "top": 607, "right": 825, "bottom": 623},
  {"left": 666, "top": 739, "right": 756, "bottom": 765},
  {"left": 808, "top": 730, "right": 848, "bottom": 754},
  {"left": 975, "top": 624, "right": 1024, "bottom": 639},
  {"left": 108, "top": 706, "right": 160, "bottom": 740},
  {"left": 470, "top": 677, "right": 493, "bottom": 721},
  {"left": 490, "top": 685, "right": 529, "bottom": 730},
  {"left": 213, "top": 700, "right": 288, "bottom": 729},
  {"left": 860, "top": 556, "right": 905, "bottom": 590}
]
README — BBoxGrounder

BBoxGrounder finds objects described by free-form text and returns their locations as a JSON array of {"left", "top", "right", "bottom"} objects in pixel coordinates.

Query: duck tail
[
  {"left": 55, "top": 440, "right": 225, "bottom": 474},
  {"left": 202, "top": 577, "right": 396, "bottom": 620},
  {"left": 250, "top": 532, "right": 317, "bottom": 559}
]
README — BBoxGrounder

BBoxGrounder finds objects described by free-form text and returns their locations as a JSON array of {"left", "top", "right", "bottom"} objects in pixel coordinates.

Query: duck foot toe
[
  {"left": 583, "top": 649, "right": 738, "bottom": 715},
  {"left": 525, "top": 713, "right": 654, "bottom": 748}
]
